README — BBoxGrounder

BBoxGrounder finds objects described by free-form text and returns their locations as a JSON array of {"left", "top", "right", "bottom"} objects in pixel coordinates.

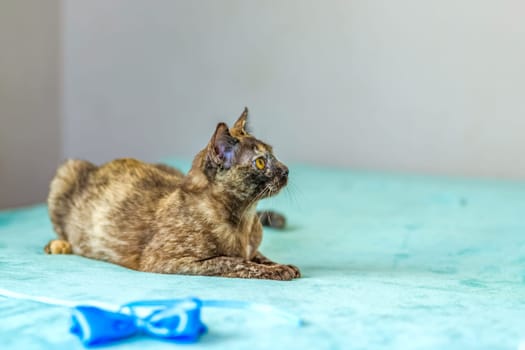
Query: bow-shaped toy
[
  {"left": 70, "top": 298, "right": 207, "bottom": 346},
  {"left": 0, "top": 288, "right": 303, "bottom": 347}
]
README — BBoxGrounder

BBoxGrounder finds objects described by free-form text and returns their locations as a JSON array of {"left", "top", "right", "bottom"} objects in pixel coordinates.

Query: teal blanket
[{"left": 1, "top": 160, "right": 524, "bottom": 349}]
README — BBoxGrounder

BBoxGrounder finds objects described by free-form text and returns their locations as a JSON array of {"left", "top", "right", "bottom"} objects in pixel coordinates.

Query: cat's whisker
[
  {"left": 265, "top": 206, "right": 274, "bottom": 227},
  {"left": 282, "top": 181, "right": 301, "bottom": 211},
  {"left": 288, "top": 181, "right": 304, "bottom": 198}
]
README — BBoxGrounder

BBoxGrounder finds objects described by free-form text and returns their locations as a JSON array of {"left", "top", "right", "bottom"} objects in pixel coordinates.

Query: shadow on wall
[{"left": 0, "top": 0, "right": 61, "bottom": 209}]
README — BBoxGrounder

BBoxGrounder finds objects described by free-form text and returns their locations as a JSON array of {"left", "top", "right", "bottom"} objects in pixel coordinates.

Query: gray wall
[
  {"left": 2, "top": 1, "right": 525, "bottom": 209},
  {"left": 63, "top": 0, "right": 525, "bottom": 179},
  {"left": 0, "top": 0, "right": 61, "bottom": 209}
]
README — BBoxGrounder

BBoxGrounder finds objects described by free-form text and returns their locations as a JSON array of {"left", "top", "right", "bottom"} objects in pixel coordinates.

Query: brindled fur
[{"left": 46, "top": 108, "right": 300, "bottom": 280}]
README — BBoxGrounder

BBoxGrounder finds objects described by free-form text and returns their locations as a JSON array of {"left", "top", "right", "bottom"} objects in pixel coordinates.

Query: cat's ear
[
  {"left": 231, "top": 107, "right": 249, "bottom": 136},
  {"left": 208, "top": 123, "right": 238, "bottom": 169}
]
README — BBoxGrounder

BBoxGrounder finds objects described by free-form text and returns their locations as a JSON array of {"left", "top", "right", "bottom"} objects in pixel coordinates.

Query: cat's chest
[
  {"left": 189, "top": 195, "right": 261, "bottom": 259},
  {"left": 213, "top": 219, "right": 261, "bottom": 260}
]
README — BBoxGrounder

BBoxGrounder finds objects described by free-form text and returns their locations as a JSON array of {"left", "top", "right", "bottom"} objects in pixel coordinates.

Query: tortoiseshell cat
[{"left": 45, "top": 109, "right": 300, "bottom": 280}]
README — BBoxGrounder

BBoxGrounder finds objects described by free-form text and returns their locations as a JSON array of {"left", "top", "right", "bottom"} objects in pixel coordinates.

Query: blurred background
[{"left": 1, "top": 0, "right": 525, "bottom": 209}]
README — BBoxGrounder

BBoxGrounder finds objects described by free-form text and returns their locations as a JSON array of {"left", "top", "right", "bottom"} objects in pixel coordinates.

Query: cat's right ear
[
  {"left": 208, "top": 123, "right": 238, "bottom": 169},
  {"left": 232, "top": 107, "right": 248, "bottom": 135}
]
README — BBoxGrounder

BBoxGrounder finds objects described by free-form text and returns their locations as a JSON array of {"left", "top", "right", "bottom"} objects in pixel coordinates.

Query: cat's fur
[{"left": 45, "top": 109, "right": 300, "bottom": 280}]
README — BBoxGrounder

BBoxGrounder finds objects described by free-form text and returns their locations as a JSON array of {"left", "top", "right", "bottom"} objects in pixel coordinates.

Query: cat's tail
[
  {"left": 47, "top": 159, "right": 97, "bottom": 240},
  {"left": 257, "top": 210, "right": 287, "bottom": 229}
]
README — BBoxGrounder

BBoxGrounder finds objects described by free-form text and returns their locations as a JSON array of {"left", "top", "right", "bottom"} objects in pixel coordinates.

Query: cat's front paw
[
  {"left": 286, "top": 264, "right": 301, "bottom": 278},
  {"left": 266, "top": 264, "right": 300, "bottom": 281}
]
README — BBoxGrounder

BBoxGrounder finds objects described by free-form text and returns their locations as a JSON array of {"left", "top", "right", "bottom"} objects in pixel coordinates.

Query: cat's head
[{"left": 192, "top": 108, "right": 288, "bottom": 200}]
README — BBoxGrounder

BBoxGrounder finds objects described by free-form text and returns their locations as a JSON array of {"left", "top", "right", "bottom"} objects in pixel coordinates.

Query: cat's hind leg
[{"left": 44, "top": 239, "right": 73, "bottom": 254}]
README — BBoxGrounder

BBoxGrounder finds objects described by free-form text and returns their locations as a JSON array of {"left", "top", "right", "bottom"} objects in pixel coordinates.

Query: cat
[{"left": 45, "top": 108, "right": 300, "bottom": 280}]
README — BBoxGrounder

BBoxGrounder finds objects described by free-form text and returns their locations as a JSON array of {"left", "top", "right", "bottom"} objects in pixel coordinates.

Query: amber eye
[{"left": 254, "top": 158, "right": 266, "bottom": 170}]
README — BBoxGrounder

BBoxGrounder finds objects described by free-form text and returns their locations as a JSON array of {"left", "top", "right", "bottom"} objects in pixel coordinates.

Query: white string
[
  {"left": 202, "top": 300, "right": 303, "bottom": 326},
  {"left": 0, "top": 288, "right": 118, "bottom": 311},
  {"left": 0, "top": 288, "right": 303, "bottom": 327}
]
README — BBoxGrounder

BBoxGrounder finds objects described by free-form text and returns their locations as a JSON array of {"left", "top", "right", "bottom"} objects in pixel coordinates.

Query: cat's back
[
  {"left": 48, "top": 158, "right": 185, "bottom": 267},
  {"left": 93, "top": 158, "right": 183, "bottom": 207},
  {"left": 48, "top": 158, "right": 182, "bottom": 238}
]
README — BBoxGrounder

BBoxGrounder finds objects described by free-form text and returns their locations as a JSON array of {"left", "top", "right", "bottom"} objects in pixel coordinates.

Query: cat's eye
[{"left": 254, "top": 158, "right": 266, "bottom": 170}]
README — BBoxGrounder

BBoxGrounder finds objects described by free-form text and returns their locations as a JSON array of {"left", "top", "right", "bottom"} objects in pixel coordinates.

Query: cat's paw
[
  {"left": 286, "top": 264, "right": 301, "bottom": 278},
  {"left": 265, "top": 264, "right": 300, "bottom": 281},
  {"left": 44, "top": 239, "right": 73, "bottom": 254}
]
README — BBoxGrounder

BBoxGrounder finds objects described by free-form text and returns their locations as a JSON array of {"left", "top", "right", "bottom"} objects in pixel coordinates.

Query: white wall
[
  {"left": 0, "top": 0, "right": 61, "bottom": 209},
  {"left": 63, "top": 0, "right": 525, "bottom": 179},
  {"left": 2, "top": 0, "right": 524, "bottom": 209}
]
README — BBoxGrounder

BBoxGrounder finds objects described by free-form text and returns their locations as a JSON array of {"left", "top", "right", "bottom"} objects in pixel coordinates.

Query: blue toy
[{"left": 0, "top": 288, "right": 302, "bottom": 347}]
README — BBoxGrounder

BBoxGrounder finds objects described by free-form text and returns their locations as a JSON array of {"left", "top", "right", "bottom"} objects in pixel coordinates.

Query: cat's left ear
[
  {"left": 231, "top": 107, "right": 249, "bottom": 136},
  {"left": 209, "top": 123, "right": 238, "bottom": 169}
]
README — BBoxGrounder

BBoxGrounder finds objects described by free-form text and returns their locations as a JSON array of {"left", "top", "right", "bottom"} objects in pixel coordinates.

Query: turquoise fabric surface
[{"left": 1, "top": 160, "right": 524, "bottom": 349}]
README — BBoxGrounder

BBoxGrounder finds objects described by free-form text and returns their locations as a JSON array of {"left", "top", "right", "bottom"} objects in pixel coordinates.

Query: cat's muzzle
[{"left": 271, "top": 166, "right": 289, "bottom": 193}]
